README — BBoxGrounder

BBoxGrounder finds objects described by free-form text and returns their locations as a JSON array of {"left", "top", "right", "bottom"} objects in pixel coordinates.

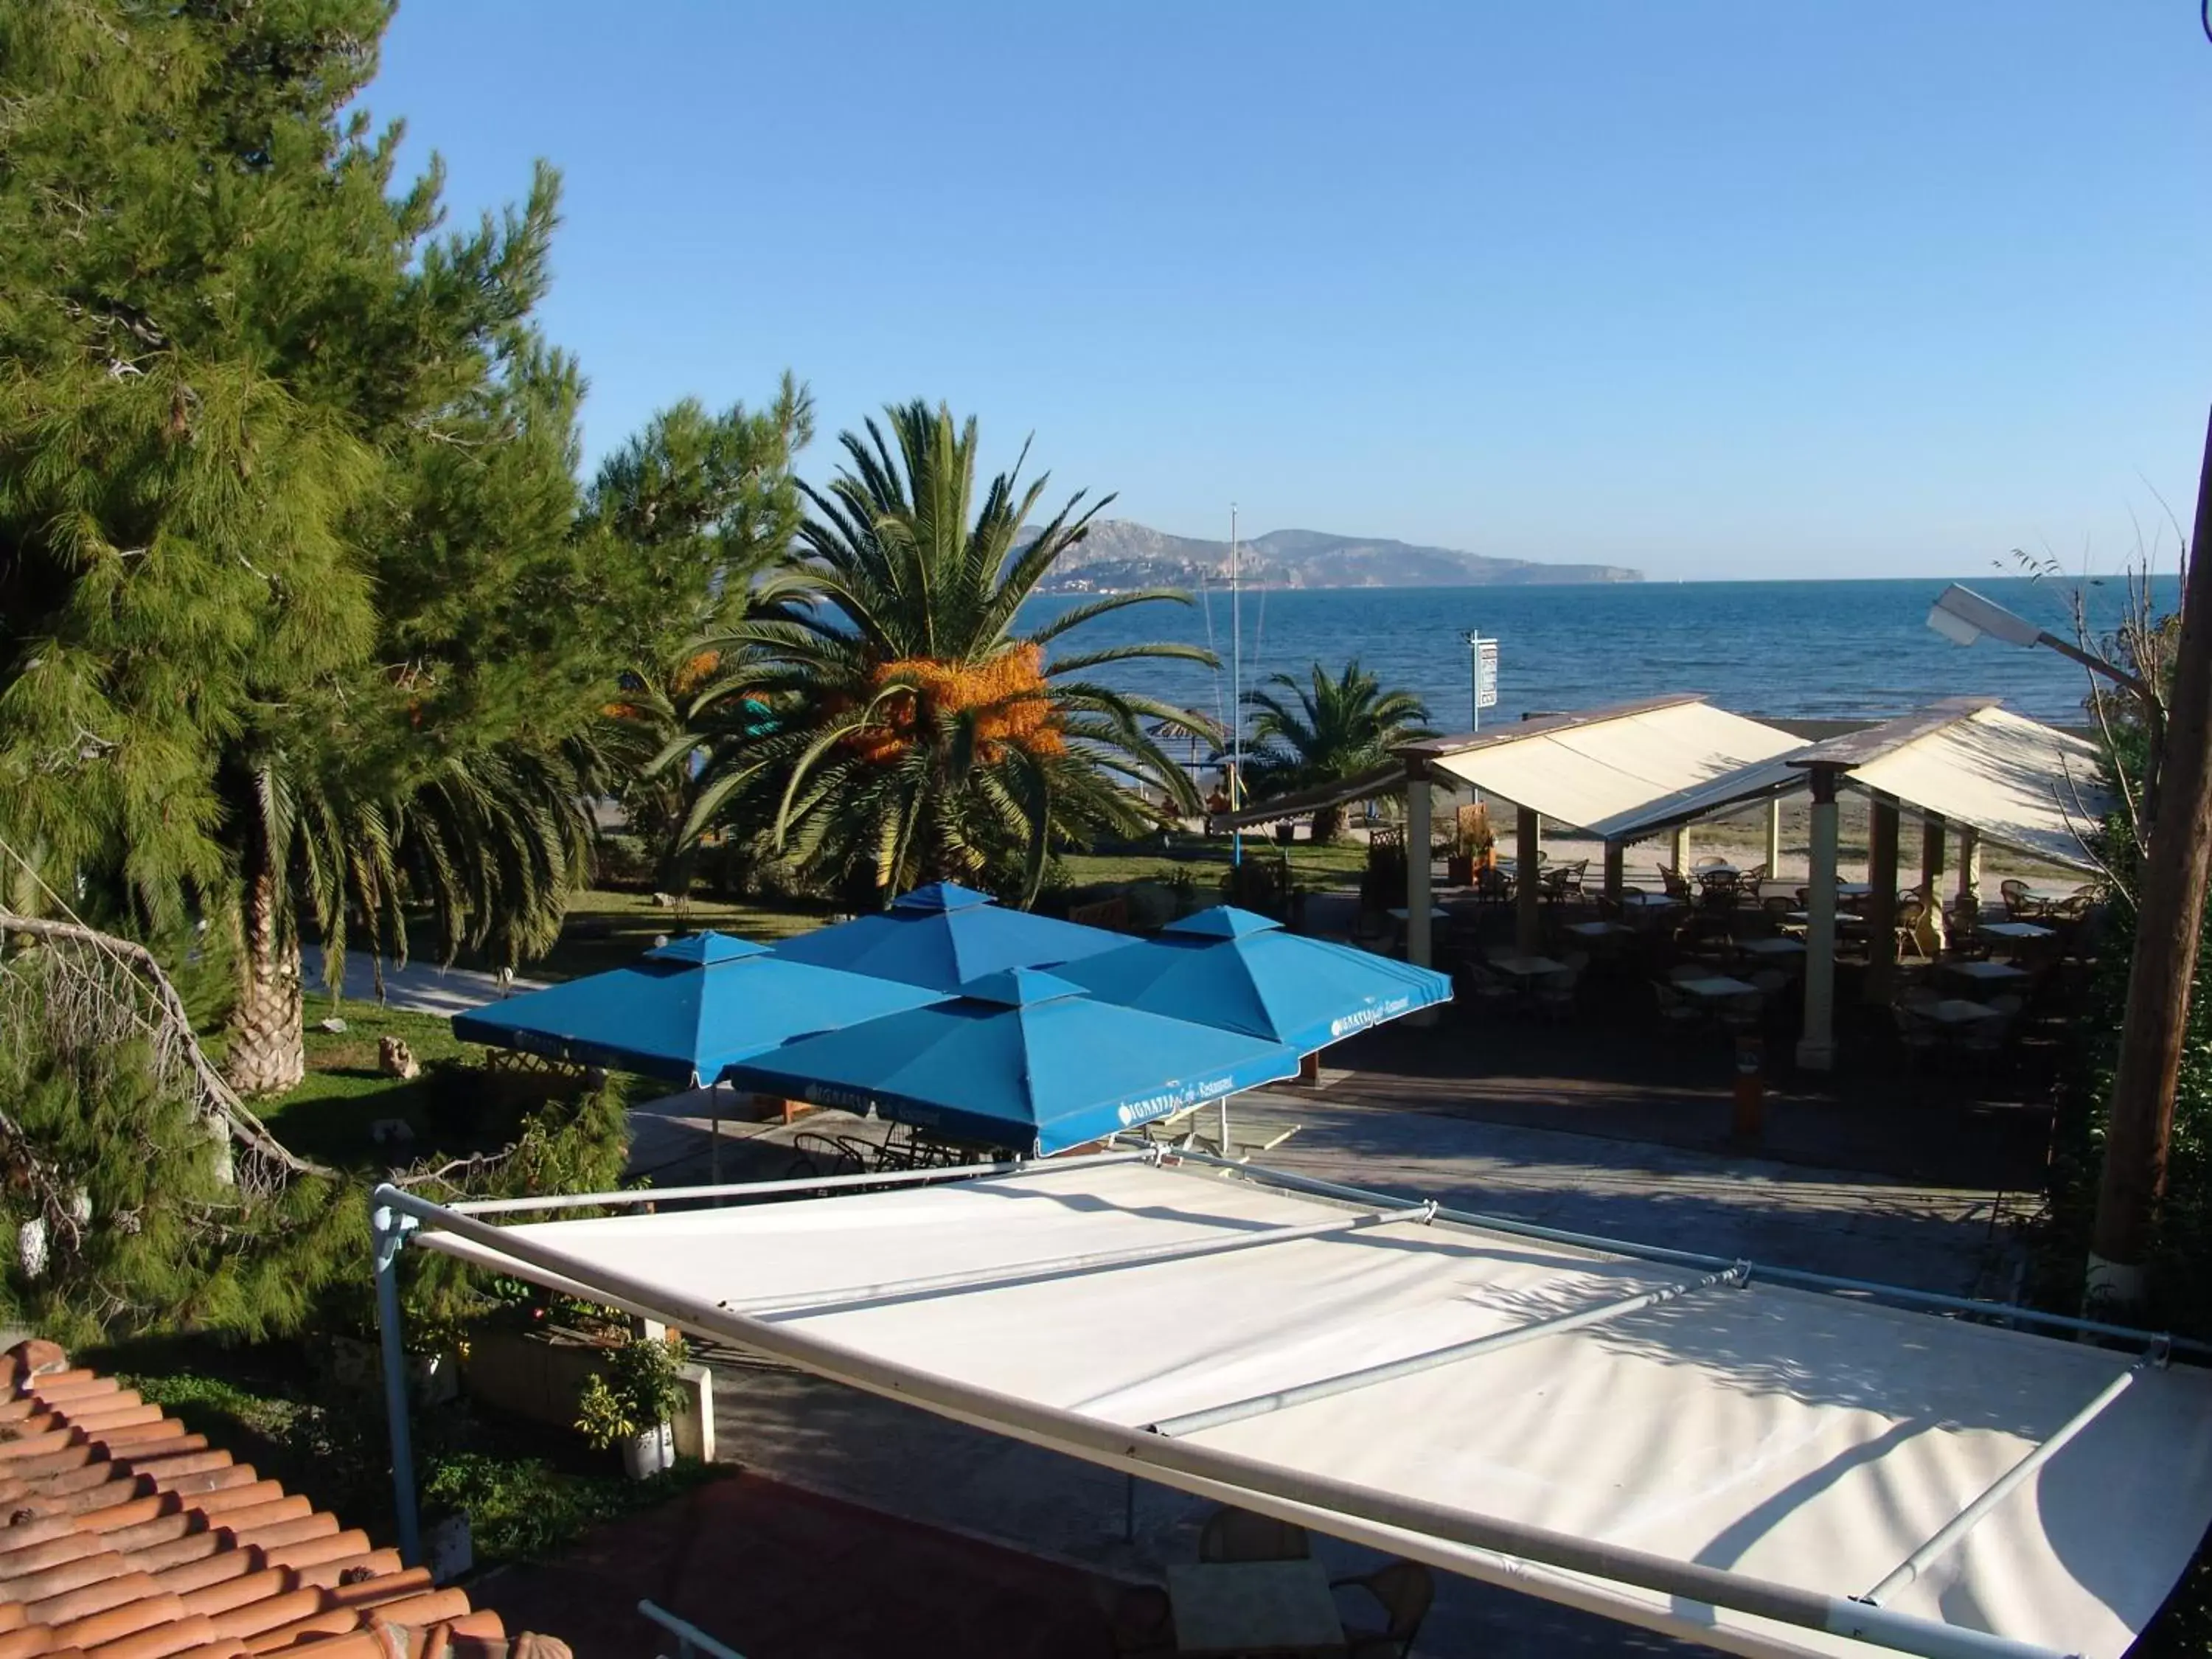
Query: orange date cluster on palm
[{"left": 849, "top": 644, "right": 1065, "bottom": 765}]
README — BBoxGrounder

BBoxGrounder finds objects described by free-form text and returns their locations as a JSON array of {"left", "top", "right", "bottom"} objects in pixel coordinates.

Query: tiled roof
[{"left": 0, "top": 1340, "right": 568, "bottom": 1659}]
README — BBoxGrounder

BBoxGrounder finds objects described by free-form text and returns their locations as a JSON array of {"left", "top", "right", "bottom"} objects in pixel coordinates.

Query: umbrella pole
[{"left": 1218, "top": 1097, "right": 1230, "bottom": 1157}]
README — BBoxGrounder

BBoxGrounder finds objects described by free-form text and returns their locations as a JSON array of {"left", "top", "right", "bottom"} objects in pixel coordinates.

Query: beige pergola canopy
[
  {"left": 1408, "top": 696, "right": 1806, "bottom": 839},
  {"left": 1597, "top": 699, "right": 2111, "bottom": 872},
  {"left": 1205, "top": 696, "right": 1804, "bottom": 838},
  {"left": 1209, "top": 696, "right": 2108, "bottom": 874}
]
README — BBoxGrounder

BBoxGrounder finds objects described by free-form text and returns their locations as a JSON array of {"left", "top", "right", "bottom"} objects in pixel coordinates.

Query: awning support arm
[
  {"left": 370, "top": 1195, "right": 422, "bottom": 1567},
  {"left": 1153, "top": 1144, "right": 2204, "bottom": 1357},
  {"left": 737, "top": 1202, "right": 1438, "bottom": 1318},
  {"left": 1148, "top": 1260, "right": 1747, "bottom": 1438},
  {"left": 450, "top": 1146, "right": 1156, "bottom": 1215},
  {"left": 1858, "top": 1353, "right": 2157, "bottom": 1607}
]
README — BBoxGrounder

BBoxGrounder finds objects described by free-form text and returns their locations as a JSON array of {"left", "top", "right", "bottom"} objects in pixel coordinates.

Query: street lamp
[{"left": 1926, "top": 582, "right": 2163, "bottom": 804}]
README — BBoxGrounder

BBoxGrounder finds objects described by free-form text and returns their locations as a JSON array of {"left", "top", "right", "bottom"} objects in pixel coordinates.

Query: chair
[
  {"left": 1541, "top": 858, "right": 1589, "bottom": 902},
  {"left": 1533, "top": 965, "right": 1579, "bottom": 1020},
  {"left": 1461, "top": 961, "right": 1520, "bottom": 1012},
  {"left": 1332, "top": 1560, "right": 1434, "bottom": 1659},
  {"left": 1658, "top": 865, "right": 1694, "bottom": 902},
  {"left": 2000, "top": 878, "right": 2045, "bottom": 919},
  {"left": 1652, "top": 981, "right": 1703, "bottom": 1030},
  {"left": 2050, "top": 883, "right": 2103, "bottom": 920},
  {"left": 1891, "top": 1001, "right": 1941, "bottom": 1067},
  {"left": 1197, "top": 1506, "right": 1310, "bottom": 1563},
  {"left": 785, "top": 1132, "right": 868, "bottom": 1179}
]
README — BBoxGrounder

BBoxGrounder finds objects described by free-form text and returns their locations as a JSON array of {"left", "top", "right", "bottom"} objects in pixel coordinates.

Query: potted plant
[
  {"left": 575, "top": 1329, "right": 689, "bottom": 1479},
  {"left": 1447, "top": 803, "right": 1495, "bottom": 886}
]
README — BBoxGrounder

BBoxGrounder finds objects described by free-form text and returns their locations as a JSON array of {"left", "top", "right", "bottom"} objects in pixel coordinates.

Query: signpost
[{"left": 1464, "top": 631, "right": 1499, "bottom": 731}]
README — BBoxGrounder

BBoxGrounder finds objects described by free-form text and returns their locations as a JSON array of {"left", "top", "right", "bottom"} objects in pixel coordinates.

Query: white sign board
[{"left": 1475, "top": 638, "right": 1500, "bottom": 709}]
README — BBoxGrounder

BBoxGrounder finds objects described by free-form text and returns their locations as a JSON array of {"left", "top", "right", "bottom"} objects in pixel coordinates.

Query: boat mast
[{"left": 1230, "top": 504, "right": 1242, "bottom": 869}]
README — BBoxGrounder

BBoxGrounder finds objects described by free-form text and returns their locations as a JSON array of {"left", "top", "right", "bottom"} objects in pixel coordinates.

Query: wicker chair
[{"left": 1332, "top": 1561, "right": 1435, "bottom": 1659}]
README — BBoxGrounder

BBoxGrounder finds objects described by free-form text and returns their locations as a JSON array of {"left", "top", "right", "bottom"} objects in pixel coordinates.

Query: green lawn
[
  {"left": 258, "top": 1002, "right": 486, "bottom": 1167},
  {"left": 1060, "top": 833, "right": 1367, "bottom": 892}
]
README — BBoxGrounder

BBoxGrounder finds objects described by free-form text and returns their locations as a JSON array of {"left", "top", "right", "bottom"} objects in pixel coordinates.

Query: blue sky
[{"left": 366, "top": 3, "right": 2208, "bottom": 581}]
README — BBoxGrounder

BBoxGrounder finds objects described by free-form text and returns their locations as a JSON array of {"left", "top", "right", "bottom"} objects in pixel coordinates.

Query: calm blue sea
[{"left": 1019, "top": 576, "right": 2176, "bottom": 734}]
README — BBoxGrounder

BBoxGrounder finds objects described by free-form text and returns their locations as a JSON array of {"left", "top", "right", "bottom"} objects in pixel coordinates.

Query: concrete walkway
[{"left": 302, "top": 945, "right": 543, "bottom": 1018}]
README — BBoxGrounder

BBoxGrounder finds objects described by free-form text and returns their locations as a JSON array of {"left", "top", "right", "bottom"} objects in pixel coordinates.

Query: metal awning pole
[
  {"left": 1860, "top": 1360, "right": 2149, "bottom": 1607},
  {"left": 451, "top": 1146, "right": 1155, "bottom": 1215},
  {"left": 1153, "top": 1145, "right": 2202, "bottom": 1357},
  {"left": 1150, "top": 1261, "right": 1747, "bottom": 1438},
  {"left": 369, "top": 1196, "right": 422, "bottom": 1566},
  {"left": 736, "top": 1203, "right": 1436, "bottom": 1317},
  {"left": 374, "top": 1182, "right": 2071, "bottom": 1659}
]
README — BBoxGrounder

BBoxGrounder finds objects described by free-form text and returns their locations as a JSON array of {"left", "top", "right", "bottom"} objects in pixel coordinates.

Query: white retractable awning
[
  {"left": 392, "top": 1157, "right": 2212, "bottom": 1659},
  {"left": 1593, "top": 701, "right": 2110, "bottom": 869},
  {"left": 1841, "top": 703, "right": 2107, "bottom": 873},
  {"left": 1413, "top": 698, "right": 1805, "bottom": 838}
]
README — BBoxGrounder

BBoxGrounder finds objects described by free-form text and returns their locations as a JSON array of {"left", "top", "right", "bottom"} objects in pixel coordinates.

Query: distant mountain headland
[{"left": 1037, "top": 520, "right": 1641, "bottom": 592}]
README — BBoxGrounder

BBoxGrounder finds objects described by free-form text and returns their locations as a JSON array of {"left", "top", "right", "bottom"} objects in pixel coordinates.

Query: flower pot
[
  {"left": 1446, "top": 854, "right": 1475, "bottom": 886},
  {"left": 621, "top": 1422, "right": 674, "bottom": 1481}
]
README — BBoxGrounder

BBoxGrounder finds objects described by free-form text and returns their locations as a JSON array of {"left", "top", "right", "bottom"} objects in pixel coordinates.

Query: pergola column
[
  {"left": 1602, "top": 841, "right": 1624, "bottom": 902},
  {"left": 1516, "top": 806, "right": 1543, "bottom": 954},
  {"left": 1920, "top": 813, "right": 1947, "bottom": 908},
  {"left": 1795, "top": 765, "right": 1842, "bottom": 1071},
  {"left": 1670, "top": 822, "right": 1691, "bottom": 874},
  {"left": 1405, "top": 771, "right": 1433, "bottom": 975},
  {"left": 1863, "top": 794, "right": 1901, "bottom": 1004},
  {"left": 1764, "top": 799, "right": 1782, "bottom": 874},
  {"left": 1956, "top": 826, "right": 1982, "bottom": 928}
]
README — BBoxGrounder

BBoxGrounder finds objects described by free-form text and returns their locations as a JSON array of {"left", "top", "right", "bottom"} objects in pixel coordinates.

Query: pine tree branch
[{"left": 0, "top": 912, "right": 329, "bottom": 1178}]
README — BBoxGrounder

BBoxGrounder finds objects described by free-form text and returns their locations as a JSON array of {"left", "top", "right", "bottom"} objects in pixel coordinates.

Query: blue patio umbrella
[
  {"left": 719, "top": 966, "right": 1303, "bottom": 1155},
  {"left": 1054, "top": 905, "right": 1453, "bottom": 1054},
  {"left": 450, "top": 931, "right": 947, "bottom": 1085},
  {"left": 768, "top": 881, "right": 1127, "bottom": 992}
]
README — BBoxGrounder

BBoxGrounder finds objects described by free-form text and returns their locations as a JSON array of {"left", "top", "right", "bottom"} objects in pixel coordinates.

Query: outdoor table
[
  {"left": 1695, "top": 863, "right": 1742, "bottom": 880},
  {"left": 1620, "top": 892, "right": 1681, "bottom": 910},
  {"left": 1385, "top": 906, "right": 1450, "bottom": 922},
  {"left": 1942, "top": 959, "right": 2030, "bottom": 987},
  {"left": 1488, "top": 953, "right": 1568, "bottom": 983},
  {"left": 1924, "top": 998, "right": 2003, "bottom": 1026},
  {"left": 1980, "top": 921, "right": 2056, "bottom": 942},
  {"left": 1675, "top": 974, "right": 1759, "bottom": 1002},
  {"left": 1738, "top": 936, "right": 1806, "bottom": 959},
  {"left": 1166, "top": 1560, "right": 1346, "bottom": 1658},
  {"left": 1834, "top": 882, "right": 1873, "bottom": 898},
  {"left": 1565, "top": 920, "right": 1632, "bottom": 940}
]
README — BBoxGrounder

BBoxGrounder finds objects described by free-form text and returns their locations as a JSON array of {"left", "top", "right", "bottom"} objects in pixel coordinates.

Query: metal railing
[{"left": 639, "top": 1600, "right": 744, "bottom": 1659}]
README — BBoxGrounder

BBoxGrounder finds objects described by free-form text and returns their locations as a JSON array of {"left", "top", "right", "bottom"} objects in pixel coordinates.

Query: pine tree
[
  {"left": 0, "top": 1, "right": 613, "bottom": 1091},
  {"left": 585, "top": 381, "right": 817, "bottom": 883}
]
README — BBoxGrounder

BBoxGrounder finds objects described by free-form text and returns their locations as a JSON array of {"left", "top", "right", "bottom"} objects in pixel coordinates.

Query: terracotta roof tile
[{"left": 0, "top": 1344, "right": 568, "bottom": 1659}]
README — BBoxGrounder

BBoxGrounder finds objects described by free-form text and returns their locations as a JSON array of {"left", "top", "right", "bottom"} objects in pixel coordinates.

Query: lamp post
[
  {"left": 1926, "top": 412, "right": 2212, "bottom": 1312},
  {"left": 1927, "top": 582, "right": 2165, "bottom": 810}
]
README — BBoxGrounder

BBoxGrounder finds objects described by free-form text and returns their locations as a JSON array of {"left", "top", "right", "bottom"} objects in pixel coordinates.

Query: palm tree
[
  {"left": 1239, "top": 660, "right": 1435, "bottom": 844},
  {"left": 678, "top": 401, "right": 1213, "bottom": 905}
]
